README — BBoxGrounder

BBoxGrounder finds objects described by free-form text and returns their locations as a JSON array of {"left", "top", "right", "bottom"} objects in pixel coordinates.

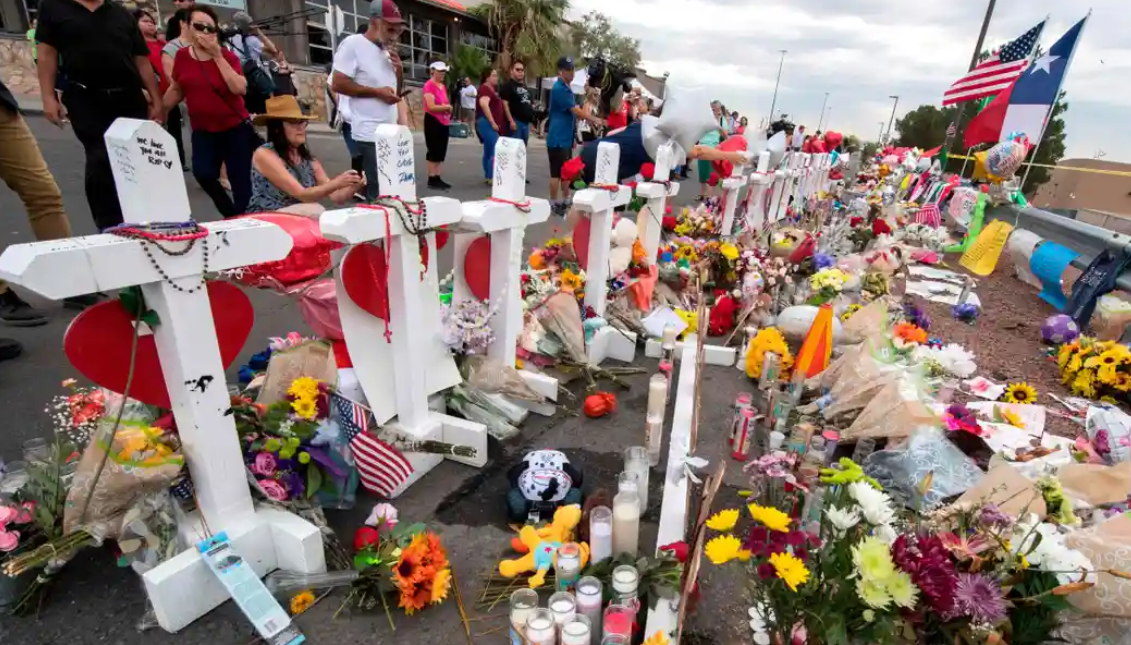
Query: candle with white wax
[
  {"left": 510, "top": 588, "right": 539, "bottom": 645},
  {"left": 526, "top": 609, "right": 557, "bottom": 645},
  {"left": 623, "top": 447, "right": 649, "bottom": 512},
  {"left": 575, "top": 576, "right": 603, "bottom": 644},
  {"left": 646, "top": 373, "right": 668, "bottom": 418},
  {"left": 588, "top": 506, "right": 613, "bottom": 563},
  {"left": 549, "top": 591, "right": 577, "bottom": 636},
  {"left": 560, "top": 615, "right": 592, "bottom": 645},
  {"left": 611, "top": 474, "right": 640, "bottom": 557},
  {"left": 644, "top": 413, "right": 663, "bottom": 467}
]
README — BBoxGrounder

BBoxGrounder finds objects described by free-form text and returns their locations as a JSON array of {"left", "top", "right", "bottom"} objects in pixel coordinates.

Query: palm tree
[{"left": 470, "top": 0, "right": 569, "bottom": 78}]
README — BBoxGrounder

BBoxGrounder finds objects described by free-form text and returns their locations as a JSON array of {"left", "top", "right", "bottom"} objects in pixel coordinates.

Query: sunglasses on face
[{"left": 192, "top": 22, "right": 218, "bottom": 34}]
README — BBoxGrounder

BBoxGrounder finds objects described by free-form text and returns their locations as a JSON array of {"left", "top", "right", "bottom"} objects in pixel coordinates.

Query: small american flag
[
  {"left": 943, "top": 21, "right": 1045, "bottom": 106},
  {"left": 946, "top": 122, "right": 957, "bottom": 138},
  {"left": 330, "top": 392, "right": 414, "bottom": 498},
  {"left": 915, "top": 203, "right": 942, "bottom": 228}
]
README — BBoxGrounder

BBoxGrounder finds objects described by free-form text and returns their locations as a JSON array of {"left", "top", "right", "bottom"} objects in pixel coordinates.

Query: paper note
[
  {"left": 960, "top": 220, "right": 1014, "bottom": 276},
  {"left": 908, "top": 266, "right": 965, "bottom": 284},
  {"left": 642, "top": 306, "right": 689, "bottom": 340},
  {"left": 1030, "top": 241, "right": 1080, "bottom": 310},
  {"left": 905, "top": 280, "right": 982, "bottom": 307}
]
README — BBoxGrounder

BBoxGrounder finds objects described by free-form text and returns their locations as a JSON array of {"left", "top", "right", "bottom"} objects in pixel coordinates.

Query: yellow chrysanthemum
[
  {"left": 769, "top": 552, "right": 810, "bottom": 592},
  {"left": 853, "top": 536, "right": 896, "bottom": 581},
  {"left": 856, "top": 578, "right": 892, "bottom": 609},
  {"left": 886, "top": 570, "right": 920, "bottom": 609},
  {"left": 1072, "top": 370, "right": 1097, "bottom": 398},
  {"left": 748, "top": 503, "right": 792, "bottom": 532},
  {"left": 737, "top": 549, "right": 753, "bottom": 562},
  {"left": 560, "top": 269, "right": 583, "bottom": 293},
  {"left": 744, "top": 327, "right": 794, "bottom": 380},
  {"left": 1004, "top": 382, "right": 1038, "bottom": 405},
  {"left": 292, "top": 398, "right": 318, "bottom": 420},
  {"left": 430, "top": 568, "right": 452, "bottom": 604},
  {"left": 720, "top": 243, "right": 739, "bottom": 261},
  {"left": 290, "top": 590, "right": 316, "bottom": 615},
  {"left": 705, "top": 534, "right": 743, "bottom": 564},
  {"left": 288, "top": 376, "right": 320, "bottom": 400},
  {"left": 706, "top": 509, "right": 740, "bottom": 531}
]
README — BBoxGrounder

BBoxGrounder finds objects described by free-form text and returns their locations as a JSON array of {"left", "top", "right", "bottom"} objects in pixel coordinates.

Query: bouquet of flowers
[
  {"left": 897, "top": 223, "right": 949, "bottom": 251},
  {"left": 1057, "top": 336, "right": 1131, "bottom": 400},
  {"left": 441, "top": 299, "right": 497, "bottom": 356},
  {"left": 340, "top": 505, "right": 452, "bottom": 627},
  {"left": 673, "top": 204, "right": 719, "bottom": 238},
  {"left": 808, "top": 268, "right": 850, "bottom": 305},
  {"left": 744, "top": 327, "right": 794, "bottom": 381}
]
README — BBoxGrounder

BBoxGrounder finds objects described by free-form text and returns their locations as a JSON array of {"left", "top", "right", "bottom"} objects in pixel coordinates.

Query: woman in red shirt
[
  {"left": 475, "top": 68, "right": 505, "bottom": 183},
  {"left": 162, "top": 5, "right": 255, "bottom": 217}
]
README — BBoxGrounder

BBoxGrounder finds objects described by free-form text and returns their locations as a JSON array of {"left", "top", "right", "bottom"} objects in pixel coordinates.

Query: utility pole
[
  {"left": 878, "top": 121, "right": 886, "bottom": 144},
  {"left": 767, "top": 50, "right": 787, "bottom": 127},
  {"left": 943, "top": 0, "right": 998, "bottom": 153},
  {"left": 816, "top": 92, "right": 829, "bottom": 131},
  {"left": 885, "top": 95, "right": 900, "bottom": 142}
]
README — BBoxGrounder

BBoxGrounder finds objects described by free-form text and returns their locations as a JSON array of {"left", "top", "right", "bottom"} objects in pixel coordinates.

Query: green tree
[
  {"left": 862, "top": 141, "right": 881, "bottom": 158},
  {"left": 470, "top": 0, "right": 568, "bottom": 78},
  {"left": 1021, "top": 91, "right": 1068, "bottom": 196},
  {"left": 569, "top": 11, "right": 641, "bottom": 70},
  {"left": 447, "top": 43, "right": 490, "bottom": 91},
  {"left": 893, "top": 104, "right": 958, "bottom": 150},
  {"left": 843, "top": 134, "right": 861, "bottom": 152}
]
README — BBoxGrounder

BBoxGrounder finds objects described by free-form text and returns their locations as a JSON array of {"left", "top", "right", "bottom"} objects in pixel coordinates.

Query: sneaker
[
  {"left": 0, "top": 338, "right": 23, "bottom": 362},
  {"left": 436, "top": 177, "right": 453, "bottom": 190},
  {"left": 0, "top": 291, "right": 47, "bottom": 327},
  {"left": 427, "top": 177, "right": 451, "bottom": 191},
  {"left": 63, "top": 293, "right": 105, "bottom": 310}
]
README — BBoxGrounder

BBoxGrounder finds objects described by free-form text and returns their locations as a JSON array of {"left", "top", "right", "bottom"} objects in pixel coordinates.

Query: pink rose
[
  {"left": 15, "top": 502, "right": 34, "bottom": 525},
  {"left": 252, "top": 452, "right": 277, "bottom": 476},
  {"left": 257, "top": 479, "right": 288, "bottom": 501},
  {"left": 0, "top": 529, "right": 20, "bottom": 552},
  {"left": 365, "top": 503, "right": 399, "bottom": 531},
  {"left": 0, "top": 505, "right": 17, "bottom": 525}
]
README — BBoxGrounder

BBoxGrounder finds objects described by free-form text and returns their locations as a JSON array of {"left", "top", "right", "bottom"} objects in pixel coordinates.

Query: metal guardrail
[{"left": 985, "top": 204, "right": 1131, "bottom": 292}]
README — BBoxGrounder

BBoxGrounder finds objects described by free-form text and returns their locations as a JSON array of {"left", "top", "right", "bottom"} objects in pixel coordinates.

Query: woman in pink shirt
[{"left": 422, "top": 61, "right": 454, "bottom": 190}]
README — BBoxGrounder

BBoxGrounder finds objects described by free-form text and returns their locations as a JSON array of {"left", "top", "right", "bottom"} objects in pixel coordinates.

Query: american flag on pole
[
  {"left": 330, "top": 391, "right": 414, "bottom": 497},
  {"left": 942, "top": 21, "right": 1045, "bottom": 106},
  {"left": 946, "top": 122, "right": 957, "bottom": 138}
]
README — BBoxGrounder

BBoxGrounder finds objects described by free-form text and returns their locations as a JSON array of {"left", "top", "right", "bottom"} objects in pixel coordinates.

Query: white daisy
[
  {"left": 825, "top": 505, "right": 861, "bottom": 534},
  {"left": 848, "top": 481, "right": 897, "bottom": 526}
]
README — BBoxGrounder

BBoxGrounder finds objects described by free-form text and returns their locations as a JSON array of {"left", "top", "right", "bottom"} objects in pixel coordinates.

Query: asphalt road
[{"left": 0, "top": 117, "right": 751, "bottom": 644}]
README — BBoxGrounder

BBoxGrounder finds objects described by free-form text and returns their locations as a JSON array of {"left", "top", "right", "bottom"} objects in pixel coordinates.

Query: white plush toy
[{"left": 609, "top": 217, "right": 639, "bottom": 275}]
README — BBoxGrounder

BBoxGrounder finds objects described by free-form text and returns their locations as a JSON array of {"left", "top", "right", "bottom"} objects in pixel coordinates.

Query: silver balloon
[
  {"left": 655, "top": 84, "right": 719, "bottom": 154},
  {"left": 766, "top": 131, "right": 788, "bottom": 168},
  {"left": 640, "top": 115, "right": 666, "bottom": 159},
  {"left": 744, "top": 127, "right": 768, "bottom": 157}
]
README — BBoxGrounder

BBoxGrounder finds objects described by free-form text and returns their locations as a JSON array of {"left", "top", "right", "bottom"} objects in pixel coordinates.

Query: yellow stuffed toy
[{"left": 499, "top": 505, "right": 590, "bottom": 588}]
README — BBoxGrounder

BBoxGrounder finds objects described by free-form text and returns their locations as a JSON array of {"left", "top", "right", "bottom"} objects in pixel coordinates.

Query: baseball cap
[
  {"left": 429, "top": 61, "right": 450, "bottom": 72},
  {"left": 370, "top": 0, "right": 405, "bottom": 23},
  {"left": 557, "top": 56, "right": 575, "bottom": 71}
]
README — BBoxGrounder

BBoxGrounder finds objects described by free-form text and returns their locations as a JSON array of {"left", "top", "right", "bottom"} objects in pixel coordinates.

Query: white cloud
[{"left": 567, "top": 0, "right": 1131, "bottom": 161}]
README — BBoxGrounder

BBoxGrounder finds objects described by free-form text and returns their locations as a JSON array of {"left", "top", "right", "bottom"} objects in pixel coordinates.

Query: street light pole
[
  {"left": 767, "top": 50, "right": 787, "bottom": 126},
  {"left": 885, "top": 95, "right": 900, "bottom": 142},
  {"left": 878, "top": 121, "right": 886, "bottom": 144},
  {"left": 817, "top": 92, "right": 829, "bottom": 131}
]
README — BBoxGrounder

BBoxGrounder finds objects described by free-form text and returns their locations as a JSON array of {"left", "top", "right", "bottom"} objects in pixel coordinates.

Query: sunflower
[
  {"left": 430, "top": 568, "right": 452, "bottom": 605},
  {"left": 290, "top": 590, "right": 316, "bottom": 615},
  {"left": 748, "top": 503, "right": 792, "bottom": 532},
  {"left": 1115, "top": 373, "right": 1131, "bottom": 392},
  {"left": 399, "top": 580, "right": 432, "bottom": 614},
  {"left": 1058, "top": 342, "right": 1080, "bottom": 370},
  {"left": 292, "top": 398, "right": 318, "bottom": 420},
  {"left": 674, "top": 245, "right": 698, "bottom": 262},
  {"left": 287, "top": 376, "right": 320, "bottom": 400},
  {"left": 394, "top": 537, "right": 429, "bottom": 589},
  {"left": 705, "top": 509, "right": 740, "bottom": 531},
  {"left": 1003, "top": 382, "right": 1038, "bottom": 405},
  {"left": 705, "top": 534, "right": 743, "bottom": 564},
  {"left": 720, "top": 243, "right": 739, "bottom": 261},
  {"left": 1071, "top": 371, "right": 1097, "bottom": 399}
]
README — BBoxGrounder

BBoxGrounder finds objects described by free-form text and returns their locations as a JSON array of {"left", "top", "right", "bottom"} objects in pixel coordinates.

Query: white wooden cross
[
  {"left": 634, "top": 142, "right": 680, "bottom": 263},
  {"left": 719, "top": 153, "right": 750, "bottom": 238},
  {"left": 455, "top": 137, "right": 557, "bottom": 405},
  {"left": 767, "top": 153, "right": 793, "bottom": 226},
  {"left": 572, "top": 142, "right": 636, "bottom": 365},
  {"left": 744, "top": 151, "right": 775, "bottom": 232},
  {"left": 0, "top": 119, "right": 325, "bottom": 633},
  {"left": 320, "top": 125, "right": 487, "bottom": 496}
]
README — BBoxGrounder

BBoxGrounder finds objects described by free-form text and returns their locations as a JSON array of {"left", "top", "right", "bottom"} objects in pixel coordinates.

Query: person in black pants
[{"left": 36, "top": 0, "right": 164, "bottom": 231}]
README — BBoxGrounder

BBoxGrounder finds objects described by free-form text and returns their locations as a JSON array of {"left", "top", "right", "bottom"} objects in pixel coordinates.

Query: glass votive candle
[
  {"left": 555, "top": 542, "right": 582, "bottom": 591},
  {"left": 611, "top": 565, "right": 639, "bottom": 602},
  {"left": 510, "top": 588, "right": 539, "bottom": 644},
  {"left": 601, "top": 637, "right": 628, "bottom": 645},
  {"left": 560, "top": 614, "right": 591, "bottom": 645},
  {"left": 588, "top": 506, "right": 613, "bottom": 564},
  {"left": 575, "top": 576, "right": 603, "bottom": 642},
  {"left": 549, "top": 591, "right": 577, "bottom": 629},
  {"left": 602, "top": 603, "right": 634, "bottom": 640},
  {"left": 526, "top": 608, "right": 558, "bottom": 645}
]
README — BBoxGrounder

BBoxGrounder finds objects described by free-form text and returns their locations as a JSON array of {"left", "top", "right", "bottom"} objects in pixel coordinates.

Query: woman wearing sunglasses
[
  {"left": 163, "top": 4, "right": 256, "bottom": 216},
  {"left": 246, "top": 95, "right": 364, "bottom": 216}
]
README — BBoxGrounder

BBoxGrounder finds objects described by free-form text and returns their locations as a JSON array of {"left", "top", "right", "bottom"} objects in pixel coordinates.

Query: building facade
[{"left": 1032, "top": 158, "right": 1131, "bottom": 219}]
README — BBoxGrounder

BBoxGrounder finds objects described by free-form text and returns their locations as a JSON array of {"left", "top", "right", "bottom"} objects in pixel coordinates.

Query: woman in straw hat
[{"left": 247, "top": 95, "right": 365, "bottom": 216}]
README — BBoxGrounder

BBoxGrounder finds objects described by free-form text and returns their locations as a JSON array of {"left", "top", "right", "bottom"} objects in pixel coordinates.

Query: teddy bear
[
  {"left": 506, "top": 450, "right": 584, "bottom": 524},
  {"left": 499, "top": 504, "right": 590, "bottom": 589}
]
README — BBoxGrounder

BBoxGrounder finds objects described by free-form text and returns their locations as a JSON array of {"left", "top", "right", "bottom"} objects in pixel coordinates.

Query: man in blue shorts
[{"left": 546, "top": 56, "right": 603, "bottom": 215}]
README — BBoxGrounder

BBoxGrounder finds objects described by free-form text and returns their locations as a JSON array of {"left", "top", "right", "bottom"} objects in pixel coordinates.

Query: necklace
[{"left": 108, "top": 222, "right": 211, "bottom": 293}]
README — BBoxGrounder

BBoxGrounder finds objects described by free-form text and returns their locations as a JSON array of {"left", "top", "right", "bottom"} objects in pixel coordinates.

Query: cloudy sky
[{"left": 565, "top": 0, "right": 1130, "bottom": 162}]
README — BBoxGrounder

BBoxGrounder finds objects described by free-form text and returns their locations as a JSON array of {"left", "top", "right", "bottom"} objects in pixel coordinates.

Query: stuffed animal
[
  {"left": 708, "top": 290, "right": 739, "bottom": 336},
  {"left": 506, "top": 450, "right": 584, "bottom": 524},
  {"left": 499, "top": 504, "right": 590, "bottom": 588},
  {"left": 609, "top": 218, "right": 639, "bottom": 276}
]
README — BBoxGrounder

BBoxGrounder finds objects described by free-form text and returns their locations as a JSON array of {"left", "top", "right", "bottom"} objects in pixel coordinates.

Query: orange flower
[
  {"left": 394, "top": 538, "right": 428, "bottom": 588},
  {"left": 399, "top": 579, "right": 432, "bottom": 614},
  {"left": 632, "top": 239, "right": 647, "bottom": 265},
  {"left": 894, "top": 322, "right": 928, "bottom": 345},
  {"left": 528, "top": 250, "right": 546, "bottom": 270}
]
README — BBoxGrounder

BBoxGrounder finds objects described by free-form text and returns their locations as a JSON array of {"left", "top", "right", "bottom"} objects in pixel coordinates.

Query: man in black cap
[{"left": 545, "top": 55, "right": 603, "bottom": 215}]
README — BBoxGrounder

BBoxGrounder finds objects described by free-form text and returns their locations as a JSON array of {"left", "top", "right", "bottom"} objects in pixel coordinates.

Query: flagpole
[
  {"left": 1019, "top": 12, "right": 1091, "bottom": 193},
  {"left": 942, "top": 0, "right": 998, "bottom": 156}
]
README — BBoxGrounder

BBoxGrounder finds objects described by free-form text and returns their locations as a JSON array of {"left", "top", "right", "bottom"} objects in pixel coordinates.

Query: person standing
[
  {"left": 163, "top": 4, "right": 255, "bottom": 217},
  {"left": 547, "top": 56, "right": 602, "bottom": 215},
  {"left": 793, "top": 124, "right": 806, "bottom": 151},
  {"left": 227, "top": 11, "right": 286, "bottom": 115},
  {"left": 165, "top": 0, "right": 194, "bottom": 40},
  {"left": 459, "top": 77, "right": 477, "bottom": 124},
  {"left": 475, "top": 68, "right": 504, "bottom": 184},
  {"left": 161, "top": 8, "right": 191, "bottom": 171},
  {"left": 421, "top": 61, "right": 453, "bottom": 190},
  {"left": 696, "top": 101, "right": 727, "bottom": 199},
  {"left": 499, "top": 59, "right": 533, "bottom": 145},
  {"left": 36, "top": 0, "right": 164, "bottom": 231},
  {"left": 0, "top": 74, "right": 79, "bottom": 330},
  {"left": 331, "top": 0, "right": 406, "bottom": 201},
  {"left": 737, "top": 116, "right": 748, "bottom": 135}
]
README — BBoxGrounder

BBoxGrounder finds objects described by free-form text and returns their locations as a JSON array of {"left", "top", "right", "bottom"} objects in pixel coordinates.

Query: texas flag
[{"left": 964, "top": 17, "right": 1088, "bottom": 150}]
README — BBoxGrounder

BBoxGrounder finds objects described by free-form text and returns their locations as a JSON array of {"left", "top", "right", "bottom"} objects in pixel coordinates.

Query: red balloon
[
  {"left": 340, "top": 239, "right": 430, "bottom": 322},
  {"left": 573, "top": 216, "right": 591, "bottom": 270},
  {"left": 64, "top": 282, "right": 253, "bottom": 408},
  {"left": 824, "top": 131, "right": 843, "bottom": 149},
  {"left": 810, "top": 139, "right": 827, "bottom": 153},
  {"left": 711, "top": 136, "right": 748, "bottom": 179},
  {"left": 464, "top": 236, "right": 491, "bottom": 300},
  {"left": 234, "top": 213, "right": 341, "bottom": 289}
]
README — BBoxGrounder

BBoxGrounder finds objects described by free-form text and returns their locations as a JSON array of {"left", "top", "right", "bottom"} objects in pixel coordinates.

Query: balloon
[
  {"left": 743, "top": 127, "right": 768, "bottom": 159},
  {"left": 985, "top": 139, "right": 1028, "bottom": 180},
  {"left": 655, "top": 84, "right": 719, "bottom": 154},
  {"left": 640, "top": 115, "right": 665, "bottom": 159},
  {"left": 1041, "top": 314, "right": 1080, "bottom": 345},
  {"left": 711, "top": 135, "right": 748, "bottom": 179},
  {"left": 824, "top": 131, "right": 843, "bottom": 150},
  {"left": 233, "top": 213, "right": 341, "bottom": 289},
  {"left": 766, "top": 131, "right": 787, "bottom": 168},
  {"left": 810, "top": 139, "right": 827, "bottom": 153}
]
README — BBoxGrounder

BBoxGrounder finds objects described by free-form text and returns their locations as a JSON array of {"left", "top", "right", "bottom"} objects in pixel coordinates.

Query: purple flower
[
  {"left": 1095, "top": 429, "right": 1112, "bottom": 456},
  {"left": 813, "top": 252, "right": 835, "bottom": 270},
  {"left": 977, "top": 504, "right": 1012, "bottom": 530},
  {"left": 952, "top": 303, "right": 980, "bottom": 322},
  {"left": 251, "top": 452, "right": 277, "bottom": 476},
  {"left": 950, "top": 573, "right": 1008, "bottom": 624},
  {"left": 904, "top": 303, "right": 932, "bottom": 331}
]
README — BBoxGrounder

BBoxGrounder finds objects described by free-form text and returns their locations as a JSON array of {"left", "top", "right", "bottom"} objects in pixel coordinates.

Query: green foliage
[
  {"left": 446, "top": 42, "right": 490, "bottom": 89},
  {"left": 569, "top": 11, "right": 641, "bottom": 70},
  {"left": 862, "top": 141, "right": 881, "bottom": 158},
  {"left": 581, "top": 551, "right": 683, "bottom": 609},
  {"left": 843, "top": 134, "right": 861, "bottom": 152},
  {"left": 475, "top": 0, "right": 569, "bottom": 78},
  {"left": 1007, "top": 570, "right": 1072, "bottom": 645},
  {"left": 119, "top": 286, "right": 160, "bottom": 328}
]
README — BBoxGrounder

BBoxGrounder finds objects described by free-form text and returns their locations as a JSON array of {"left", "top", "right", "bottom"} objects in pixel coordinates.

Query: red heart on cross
[
  {"left": 341, "top": 239, "right": 431, "bottom": 322},
  {"left": 63, "top": 281, "right": 254, "bottom": 409},
  {"left": 464, "top": 236, "right": 491, "bottom": 301},
  {"left": 573, "top": 216, "right": 591, "bottom": 270}
]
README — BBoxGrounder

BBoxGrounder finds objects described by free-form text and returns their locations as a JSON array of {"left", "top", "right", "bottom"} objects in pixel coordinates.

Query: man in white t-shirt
[
  {"left": 331, "top": 0, "right": 405, "bottom": 200},
  {"left": 459, "top": 78, "right": 477, "bottom": 124}
]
